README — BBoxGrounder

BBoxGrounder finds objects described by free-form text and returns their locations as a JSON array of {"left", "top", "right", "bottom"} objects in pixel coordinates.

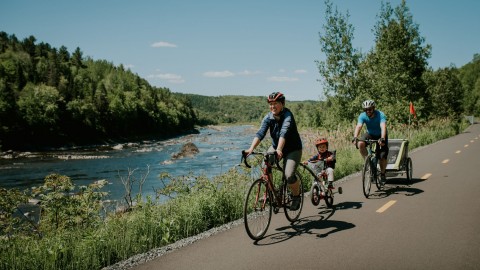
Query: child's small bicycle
[{"left": 298, "top": 159, "right": 342, "bottom": 208}]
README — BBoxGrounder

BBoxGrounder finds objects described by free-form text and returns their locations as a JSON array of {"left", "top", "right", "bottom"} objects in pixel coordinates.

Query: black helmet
[{"left": 267, "top": 92, "right": 285, "bottom": 103}]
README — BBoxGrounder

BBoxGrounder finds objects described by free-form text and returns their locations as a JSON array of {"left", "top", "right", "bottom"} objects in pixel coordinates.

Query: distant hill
[{"left": 176, "top": 93, "right": 324, "bottom": 127}]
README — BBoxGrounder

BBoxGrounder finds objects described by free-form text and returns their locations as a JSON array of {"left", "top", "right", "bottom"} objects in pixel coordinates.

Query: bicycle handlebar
[
  {"left": 241, "top": 150, "right": 253, "bottom": 168},
  {"left": 241, "top": 150, "right": 281, "bottom": 169},
  {"left": 354, "top": 138, "right": 382, "bottom": 150}
]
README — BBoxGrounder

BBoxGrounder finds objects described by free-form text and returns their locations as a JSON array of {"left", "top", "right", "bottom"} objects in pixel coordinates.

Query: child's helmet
[
  {"left": 267, "top": 92, "right": 285, "bottom": 103},
  {"left": 315, "top": 138, "right": 329, "bottom": 148}
]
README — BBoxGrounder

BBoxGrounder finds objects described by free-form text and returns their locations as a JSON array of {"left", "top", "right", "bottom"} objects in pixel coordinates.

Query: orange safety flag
[{"left": 409, "top": 102, "right": 417, "bottom": 118}]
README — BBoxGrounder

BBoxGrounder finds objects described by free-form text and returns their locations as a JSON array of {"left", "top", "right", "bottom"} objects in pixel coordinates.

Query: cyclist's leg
[
  {"left": 326, "top": 167, "right": 334, "bottom": 188},
  {"left": 378, "top": 136, "right": 389, "bottom": 175},
  {"left": 284, "top": 149, "right": 302, "bottom": 194},
  {"left": 284, "top": 150, "right": 302, "bottom": 210},
  {"left": 358, "top": 133, "right": 371, "bottom": 159}
]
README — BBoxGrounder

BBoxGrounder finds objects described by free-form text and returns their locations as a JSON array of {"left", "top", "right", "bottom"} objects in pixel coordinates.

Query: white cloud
[
  {"left": 294, "top": 69, "right": 307, "bottom": 74},
  {"left": 267, "top": 76, "right": 299, "bottom": 82},
  {"left": 148, "top": 73, "right": 185, "bottom": 83},
  {"left": 203, "top": 71, "right": 235, "bottom": 78},
  {"left": 151, "top": 41, "right": 177, "bottom": 48},
  {"left": 238, "top": 70, "right": 262, "bottom": 76}
]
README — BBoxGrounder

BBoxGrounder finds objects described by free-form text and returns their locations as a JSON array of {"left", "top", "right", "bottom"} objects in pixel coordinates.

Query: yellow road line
[
  {"left": 455, "top": 150, "right": 461, "bottom": 154},
  {"left": 376, "top": 200, "right": 397, "bottom": 213},
  {"left": 471, "top": 140, "right": 475, "bottom": 143},
  {"left": 465, "top": 144, "right": 469, "bottom": 148},
  {"left": 422, "top": 173, "right": 432, "bottom": 180},
  {"left": 442, "top": 159, "right": 449, "bottom": 164}
]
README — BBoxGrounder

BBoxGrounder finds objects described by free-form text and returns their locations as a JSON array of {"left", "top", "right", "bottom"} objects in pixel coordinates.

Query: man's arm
[
  {"left": 380, "top": 122, "right": 386, "bottom": 139},
  {"left": 353, "top": 123, "right": 363, "bottom": 138}
]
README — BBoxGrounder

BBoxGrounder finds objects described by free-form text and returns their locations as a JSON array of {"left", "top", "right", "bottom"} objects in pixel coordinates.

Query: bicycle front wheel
[
  {"left": 244, "top": 178, "right": 272, "bottom": 240},
  {"left": 310, "top": 182, "right": 321, "bottom": 206},
  {"left": 284, "top": 172, "right": 304, "bottom": 222},
  {"left": 324, "top": 186, "right": 334, "bottom": 208},
  {"left": 362, "top": 157, "right": 373, "bottom": 198}
]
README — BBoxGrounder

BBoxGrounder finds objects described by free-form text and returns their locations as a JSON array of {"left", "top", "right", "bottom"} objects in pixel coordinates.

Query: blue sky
[{"left": 1, "top": 0, "right": 479, "bottom": 101}]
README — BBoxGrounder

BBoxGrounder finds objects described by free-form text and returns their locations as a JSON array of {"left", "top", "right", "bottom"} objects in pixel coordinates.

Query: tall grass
[{"left": 0, "top": 118, "right": 470, "bottom": 270}]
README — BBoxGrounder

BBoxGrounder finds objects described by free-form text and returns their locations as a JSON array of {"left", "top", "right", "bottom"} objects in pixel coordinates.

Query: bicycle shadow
[
  {"left": 369, "top": 177, "right": 424, "bottom": 199},
  {"left": 253, "top": 202, "right": 361, "bottom": 245},
  {"left": 292, "top": 213, "right": 356, "bottom": 239}
]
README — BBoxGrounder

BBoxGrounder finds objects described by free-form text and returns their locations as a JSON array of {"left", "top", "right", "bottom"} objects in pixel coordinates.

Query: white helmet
[{"left": 362, "top": 100, "right": 376, "bottom": 109}]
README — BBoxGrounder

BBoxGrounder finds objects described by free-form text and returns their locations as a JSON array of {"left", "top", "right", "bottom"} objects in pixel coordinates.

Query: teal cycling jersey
[{"left": 357, "top": 110, "right": 387, "bottom": 137}]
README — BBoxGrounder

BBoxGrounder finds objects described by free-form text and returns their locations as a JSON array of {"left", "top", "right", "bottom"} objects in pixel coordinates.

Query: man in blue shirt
[
  {"left": 245, "top": 92, "right": 303, "bottom": 210},
  {"left": 353, "top": 100, "right": 389, "bottom": 183}
]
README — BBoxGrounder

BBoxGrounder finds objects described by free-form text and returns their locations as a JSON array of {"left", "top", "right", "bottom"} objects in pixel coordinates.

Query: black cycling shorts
[{"left": 359, "top": 133, "right": 389, "bottom": 160}]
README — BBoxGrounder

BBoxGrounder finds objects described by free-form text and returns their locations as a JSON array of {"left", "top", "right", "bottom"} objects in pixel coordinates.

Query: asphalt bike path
[{"left": 130, "top": 123, "right": 480, "bottom": 270}]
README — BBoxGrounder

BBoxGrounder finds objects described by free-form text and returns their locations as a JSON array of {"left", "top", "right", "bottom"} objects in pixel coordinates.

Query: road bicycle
[
  {"left": 241, "top": 150, "right": 304, "bottom": 240},
  {"left": 355, "top": 139, "right": 384, "bottom": 198},
  {"left": 299, "top": 159, "right": 342, "bottom": 208}
]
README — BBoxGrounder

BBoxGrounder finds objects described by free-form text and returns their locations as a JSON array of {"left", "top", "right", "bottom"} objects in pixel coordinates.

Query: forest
[
  {"left": 0, "top": 32, "right": 197, "bottom": 151},
  {"left": 1, "top": 1, "right": 480, "bottom": 152}
]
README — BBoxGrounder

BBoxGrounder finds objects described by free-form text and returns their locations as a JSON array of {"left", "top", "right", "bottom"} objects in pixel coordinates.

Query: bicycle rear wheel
[
  {"left": 284, "top": 172, "right": 304, "bottom": 222},
  {"left": 362, "top": 157, "right": 373, "bottom": 198},
  {"left": 375, "top": 160, "right": 384, "bottom": 190},
  {"left": 244, "top": 178, "right": 272, "bottom": 240}
]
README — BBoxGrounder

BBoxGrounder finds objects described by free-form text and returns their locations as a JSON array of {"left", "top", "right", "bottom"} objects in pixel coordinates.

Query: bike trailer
[{"left": 385, "top": 139, "right": 409, "bottom": 175}]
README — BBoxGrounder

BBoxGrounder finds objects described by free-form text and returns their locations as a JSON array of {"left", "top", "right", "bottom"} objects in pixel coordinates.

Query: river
[{"left": 0, "top": 125, "right": 256, "bottom": 203}]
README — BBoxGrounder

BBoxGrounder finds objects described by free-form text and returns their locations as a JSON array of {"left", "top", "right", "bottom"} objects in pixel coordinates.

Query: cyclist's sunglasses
[{"left": 364, "top": 107, "right": 374, "bottom": 112}]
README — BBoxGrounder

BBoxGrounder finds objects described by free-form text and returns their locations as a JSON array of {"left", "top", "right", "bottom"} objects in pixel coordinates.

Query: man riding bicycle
[{"left": 352, "top": 100, "right": 389, "bottom": 183}]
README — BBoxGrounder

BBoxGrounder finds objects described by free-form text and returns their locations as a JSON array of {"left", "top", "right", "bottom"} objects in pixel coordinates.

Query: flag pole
[{"left": 408, "top": 110, "right": 411, "bottom": 140}]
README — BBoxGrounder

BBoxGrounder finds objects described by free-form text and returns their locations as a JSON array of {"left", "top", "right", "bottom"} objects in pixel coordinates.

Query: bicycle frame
[
  {"left": 357, "top": 139, "right": 383, "bottom": 197},
  {"left": 300, "top": 160, "right": 338, "bottom": 208},
  {"left": 241, "top": 150, "right": 304, "bottom": 240},
  {"left": 261, "top": 162, "right": 282, "bottom": 207}
]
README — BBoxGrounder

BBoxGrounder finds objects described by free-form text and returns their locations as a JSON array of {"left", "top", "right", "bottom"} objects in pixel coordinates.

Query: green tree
[
  {"left": 423, "top": 67, "right": 463, "bottom": 118},
  {"left": 356, "top": 0, "right": 431, "bottom": 123},
  {"left": 457, "top": 54, "right": 480, "bottom": 115},
  {"left": 17, "top": 83, "right": 61, "bottom": 127},
  {"left": 315, "top": 0, "right": 361, "bottom": 124}
]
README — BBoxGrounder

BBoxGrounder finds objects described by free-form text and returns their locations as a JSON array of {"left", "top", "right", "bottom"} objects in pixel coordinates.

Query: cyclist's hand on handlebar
[
  {"left": 275, "top": 149, "right": 283, "bottom": 159},
  {"left": 352, "top": 137, "right": 359, "bottom": 148},
  {"left": 378, "top": 138, "right": 385, "bottom": 146},
  {"left": 243, "top": 148, "right": 253, "bottom": 156}
]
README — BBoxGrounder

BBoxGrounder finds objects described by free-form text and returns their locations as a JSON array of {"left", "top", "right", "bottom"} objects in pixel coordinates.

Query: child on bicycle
[{"left": 303, "top": 138, "right": 336, "bottom": 188}]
